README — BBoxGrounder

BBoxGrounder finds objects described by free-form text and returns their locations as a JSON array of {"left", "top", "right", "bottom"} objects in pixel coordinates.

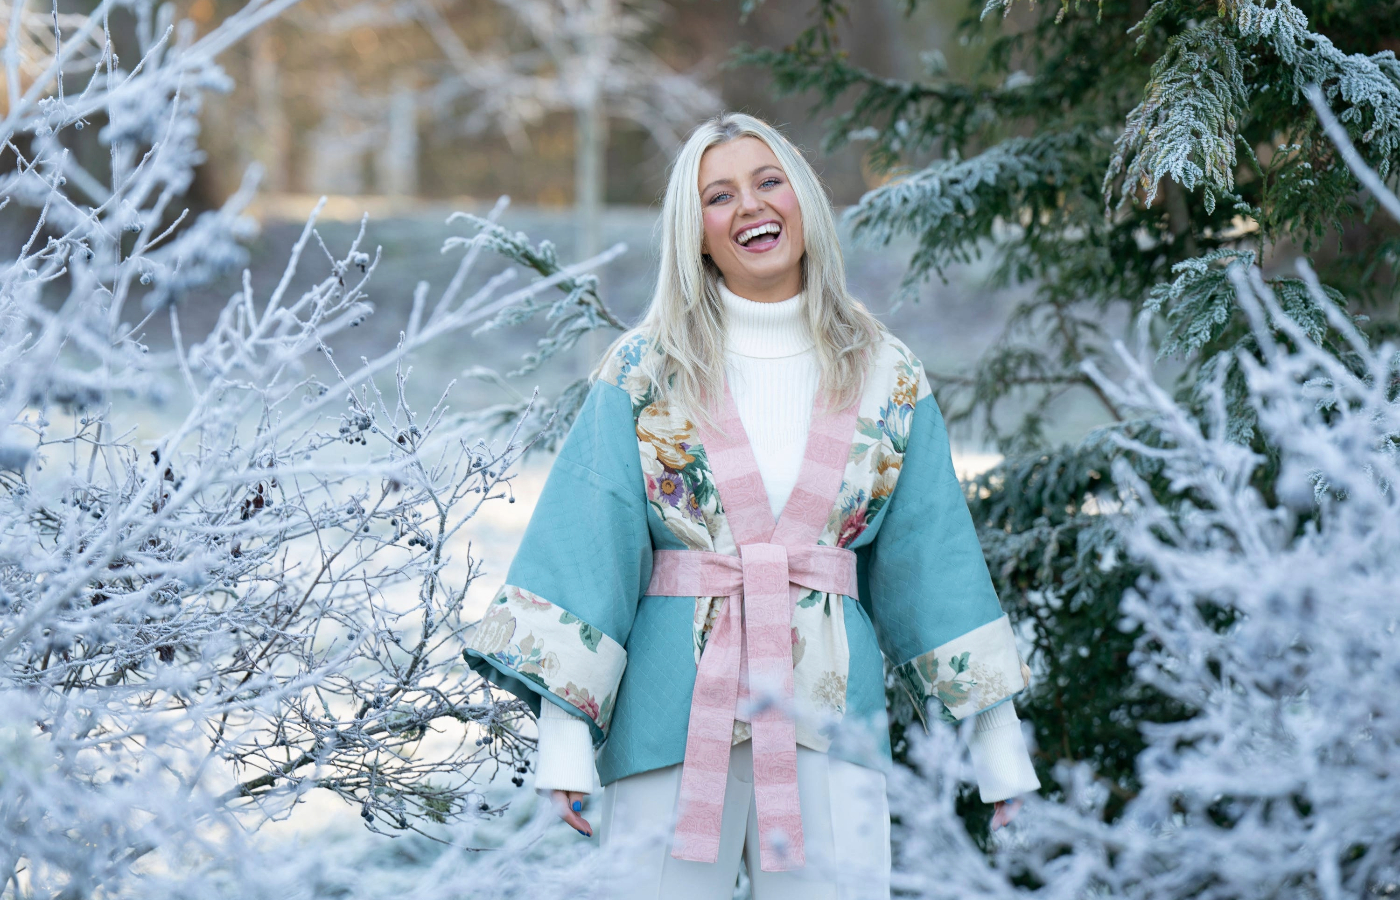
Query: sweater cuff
[
  {"left": 533, "top": 700, "right": 601, "bottom": 795},
  {"left": 967, "top": 701, "right": 1041, "bottom": 804}
]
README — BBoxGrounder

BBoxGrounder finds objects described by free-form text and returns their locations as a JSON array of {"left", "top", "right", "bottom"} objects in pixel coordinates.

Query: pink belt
[
  {"left": 648, "top": 379, "right": 860, "bottom": 873},
  {"left": 647, "top": 544, "right": 859, "bottom": 871}
]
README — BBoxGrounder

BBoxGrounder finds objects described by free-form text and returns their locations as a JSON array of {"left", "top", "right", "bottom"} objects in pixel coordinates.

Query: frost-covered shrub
[
  {"left": 0, "top": 1, "right": 623, "bottom": 895},
  {"left": 880, "top": 95, "right": 1400, "bottom": 900}
]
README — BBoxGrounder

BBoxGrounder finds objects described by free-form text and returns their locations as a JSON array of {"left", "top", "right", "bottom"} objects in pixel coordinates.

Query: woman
[{"left": 463, "top": 113, "right": 1040, "bottom": 898}]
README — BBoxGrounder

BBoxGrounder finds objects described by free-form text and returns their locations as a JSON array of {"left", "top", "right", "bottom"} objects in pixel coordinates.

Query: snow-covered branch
[{"left": 0, "top": 1, "right": 626, "bottom": 894}]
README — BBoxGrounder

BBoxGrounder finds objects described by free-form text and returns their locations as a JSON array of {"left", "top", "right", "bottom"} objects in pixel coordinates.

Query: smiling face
[{"left": 697, "top": 136, "right": 806, "bottom": 303}]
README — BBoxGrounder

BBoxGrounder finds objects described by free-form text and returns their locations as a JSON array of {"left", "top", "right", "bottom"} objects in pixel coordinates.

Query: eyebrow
[{"left": 700, "top": 165, "right": 784, "bottom": 196}]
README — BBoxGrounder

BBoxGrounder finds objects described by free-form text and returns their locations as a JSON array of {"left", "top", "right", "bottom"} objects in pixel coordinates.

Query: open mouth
[{"left": 735, "top": 221, "right": 782, "bottom": 251}]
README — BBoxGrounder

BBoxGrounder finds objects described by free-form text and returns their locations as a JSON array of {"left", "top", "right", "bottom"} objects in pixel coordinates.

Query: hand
[
  {"left": 990, "top": 796, "right": 1023, "bottom": 831},
  {"left": 550, "top": 790, "right": 593, "bottom": 837}
]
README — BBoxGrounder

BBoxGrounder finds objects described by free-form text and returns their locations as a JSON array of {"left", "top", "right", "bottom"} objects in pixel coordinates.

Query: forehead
[{"left": 697, "top": 136, "right": 783, "bottom": 187}]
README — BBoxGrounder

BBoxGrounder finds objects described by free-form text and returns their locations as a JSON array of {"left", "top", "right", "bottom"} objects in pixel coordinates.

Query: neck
[
  {"left": 718, "top": 279, "right": 814, "bottom": 359},
  {"left": 717, "top": 268, "right": 803, "bottom": 304}
]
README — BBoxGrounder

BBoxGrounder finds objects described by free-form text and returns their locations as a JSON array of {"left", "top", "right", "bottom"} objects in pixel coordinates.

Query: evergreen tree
[{"left": 742, "top": 0, "right": 1400, "bottom": 833}]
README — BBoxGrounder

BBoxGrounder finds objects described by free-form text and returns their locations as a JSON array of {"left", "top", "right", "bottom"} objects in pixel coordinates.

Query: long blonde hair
[{"left": 589, "top": 112, "right": 885, "bottom": 433}]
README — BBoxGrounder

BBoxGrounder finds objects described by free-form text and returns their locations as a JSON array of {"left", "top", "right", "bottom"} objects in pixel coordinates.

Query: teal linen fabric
[
  {"left": 463, "top": 379, "right": 652, "bottom": 745},
  {"left": 864, "top": 392, "right": 1007, "bottom": 666}
]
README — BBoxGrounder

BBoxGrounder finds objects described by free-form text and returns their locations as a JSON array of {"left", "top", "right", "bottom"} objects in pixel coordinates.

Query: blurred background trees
[{"left": 172, "top": 0, "right": 965, "bottom": 207}]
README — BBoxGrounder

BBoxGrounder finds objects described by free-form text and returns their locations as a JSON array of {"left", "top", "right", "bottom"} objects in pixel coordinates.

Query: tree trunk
[
  {"left": 575, "top": 98, "right": 606, "bottom": 263},
  {"left": 377, "top": 72, "right": 419, "bottom": 198},
  {"left": 576, "top": 0, "right": 612, "bottom": 372},
  {"left": 250, "top": 27, "right": 290, "bottom": 193}
]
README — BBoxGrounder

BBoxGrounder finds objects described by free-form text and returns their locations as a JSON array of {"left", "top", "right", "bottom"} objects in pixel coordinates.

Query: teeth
[{"left": 737, "top": 223, "right": 781, "bottom": 245}]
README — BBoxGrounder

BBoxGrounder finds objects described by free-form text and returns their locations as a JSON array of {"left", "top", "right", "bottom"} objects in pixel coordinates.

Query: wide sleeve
[
  {"left": 462, "top": 378, "right": 652, "bottom": 746},
  {"left": 867, "top": 374, "right": 1032, "bottom": 732}
]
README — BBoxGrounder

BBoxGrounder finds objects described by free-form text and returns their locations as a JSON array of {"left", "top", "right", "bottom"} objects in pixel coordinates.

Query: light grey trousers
[{"left": 595, "top": 739, "right": 891, "bottom": 899}]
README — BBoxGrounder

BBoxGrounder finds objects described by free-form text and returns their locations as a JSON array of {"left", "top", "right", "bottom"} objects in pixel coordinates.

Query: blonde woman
[{"left": 463, "top": 112, "right": 1040, "bottom": 899}]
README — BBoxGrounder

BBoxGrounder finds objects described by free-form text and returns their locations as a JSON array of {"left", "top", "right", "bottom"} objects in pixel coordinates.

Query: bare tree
[
  {"left": 0, "top": 0, "right": 629, "bottom": 893},
  {"left": 328, "top": 0, "right": 718, "bottom": 351}
]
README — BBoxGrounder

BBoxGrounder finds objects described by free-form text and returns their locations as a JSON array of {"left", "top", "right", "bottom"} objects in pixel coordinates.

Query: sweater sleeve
[
  {"left": 967, "top": 700, "right": 1041, "bottom": 803},
  {"left": 533, "top": 699, "right": 601, "bottom": 795}
]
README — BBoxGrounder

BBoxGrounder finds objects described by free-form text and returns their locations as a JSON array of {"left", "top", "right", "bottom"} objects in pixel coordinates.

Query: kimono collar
[{"left": 717, "top": 279, "right": 815, "bottom": 359}]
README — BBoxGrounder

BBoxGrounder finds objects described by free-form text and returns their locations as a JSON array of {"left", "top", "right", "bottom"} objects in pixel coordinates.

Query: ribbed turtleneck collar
[{"left": 718, "top": 279, "right": 815, "bottom": 359}]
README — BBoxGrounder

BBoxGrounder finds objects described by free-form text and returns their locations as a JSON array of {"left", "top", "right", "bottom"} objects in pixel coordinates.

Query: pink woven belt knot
[
  {"left": 645, "top": 377, "right": 861, "bottom": 873},
  {"left": 648, "top": 544, "right": 859, "bottom": 872}
]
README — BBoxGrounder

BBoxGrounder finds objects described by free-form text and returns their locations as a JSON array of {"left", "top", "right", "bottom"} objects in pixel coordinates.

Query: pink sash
[{"left": 646, "top": 377, "right": 859, "bottom": 872}]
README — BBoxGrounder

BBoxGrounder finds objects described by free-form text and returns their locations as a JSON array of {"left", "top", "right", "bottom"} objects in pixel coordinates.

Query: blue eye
[
  {"left": 708, "top": 192, "right": 732, "bottom": 204},
  {"left": 761, "top": 177, "right": 781, "bottom": 188}
]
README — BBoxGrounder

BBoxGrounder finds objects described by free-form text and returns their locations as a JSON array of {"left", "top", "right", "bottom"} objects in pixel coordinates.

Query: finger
[
  {"left": 549, "top": 790, "right": 584, "bottom": 817},
  {"left": 551, "top": 790, "right": 593, "bottom": 837},
  {"left": 991, "top": 798, "right": 1022, "bottom": 830},
  {"left": 563, "top": 809, "right": 593, "bottom": 836}
]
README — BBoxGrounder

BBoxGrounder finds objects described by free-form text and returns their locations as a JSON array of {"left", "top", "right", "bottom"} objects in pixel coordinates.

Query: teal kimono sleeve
[
  {"left": 462, "top": 378, "right": 652, "bottom": 746},
  {"left": 867, "top": 387, "right": 1030, "bottom": 729}
]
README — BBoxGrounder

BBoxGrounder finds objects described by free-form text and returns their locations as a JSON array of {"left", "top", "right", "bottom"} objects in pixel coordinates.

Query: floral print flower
[
  {"left": 469, "top": 601, "right": 516, "bottom": 655},
  {"left": 832, "top": 490, "right": 870, "bottom": 548},
  {"left": 516, "top": 634, "right": 562, "bottom": 681},
  {"left": 967, "top": 662, "right": 1010, "bottom": 708},
  {"left": 656, "top": 470, "right": 686, "bottom": 507},
  {"left": 870, "top": 448, "right": 901, "bottom": 502},
  {"left": 891, "top": 368, "right": 917, "bottom": 411},
  {"left": 636, "top": 401, "right": 696, "bottom": 470},
  {"left": 623, "top": 369, "right": 724, "bottom": 551},
  {"left": 464, "top": 584, "right": 625, "bottom": 736},
  {"left": 812, "top": 671, "right": 848, "bottom": 712},
  {"left": 557, "top": 681, "right": 601, "bottom": 723},
  {"left": 822, "top": 342, "right": 925, "bottom": 548},
  {"left": 609, "top": 332, "right": 646, "bottom": 383},
  {"left": 505, "top": 584, "right": 553, "bottom": 609},
  {"left": 639, "top": 441, "right": 665, "bottom": 480}
]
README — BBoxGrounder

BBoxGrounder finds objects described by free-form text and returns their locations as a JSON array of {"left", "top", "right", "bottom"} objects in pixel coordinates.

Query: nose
[{"left": 737, "top": 186, "right": 764, "bottom": 214}]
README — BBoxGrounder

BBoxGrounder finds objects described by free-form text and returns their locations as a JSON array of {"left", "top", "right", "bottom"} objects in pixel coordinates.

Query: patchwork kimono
[{"left": 463, "top": 327, "right": 1031, "bottom": 871}]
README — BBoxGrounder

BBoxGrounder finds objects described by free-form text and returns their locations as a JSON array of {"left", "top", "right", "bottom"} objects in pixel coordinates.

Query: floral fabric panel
[
  {"left": 893, "top": 613, "right": 1031, "bottom": 727},
  {"left": 600, "top": 329, "right": 739, "bottom": 662},
  {"left": 819, "top": 337, "right": 933, "bottom": 550},
  {"left": 790, "top": 334, "right": 931, "bottom": 746},
  {"left": 788, "top": 587, "right": 850, "bottom": 752},
  {"left": 464, "top": 583, "right": 626, "bottom": 736}
]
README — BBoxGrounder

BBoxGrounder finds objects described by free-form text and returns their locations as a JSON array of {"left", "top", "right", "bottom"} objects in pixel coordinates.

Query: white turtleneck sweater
[{"left": 532, "top": 280, "right": 1041, "bottom": 804}]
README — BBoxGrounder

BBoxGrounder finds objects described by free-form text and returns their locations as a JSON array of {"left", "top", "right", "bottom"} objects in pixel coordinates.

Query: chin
[{"left": 729, "top": 254, "right": 800, "bottom": 283}]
